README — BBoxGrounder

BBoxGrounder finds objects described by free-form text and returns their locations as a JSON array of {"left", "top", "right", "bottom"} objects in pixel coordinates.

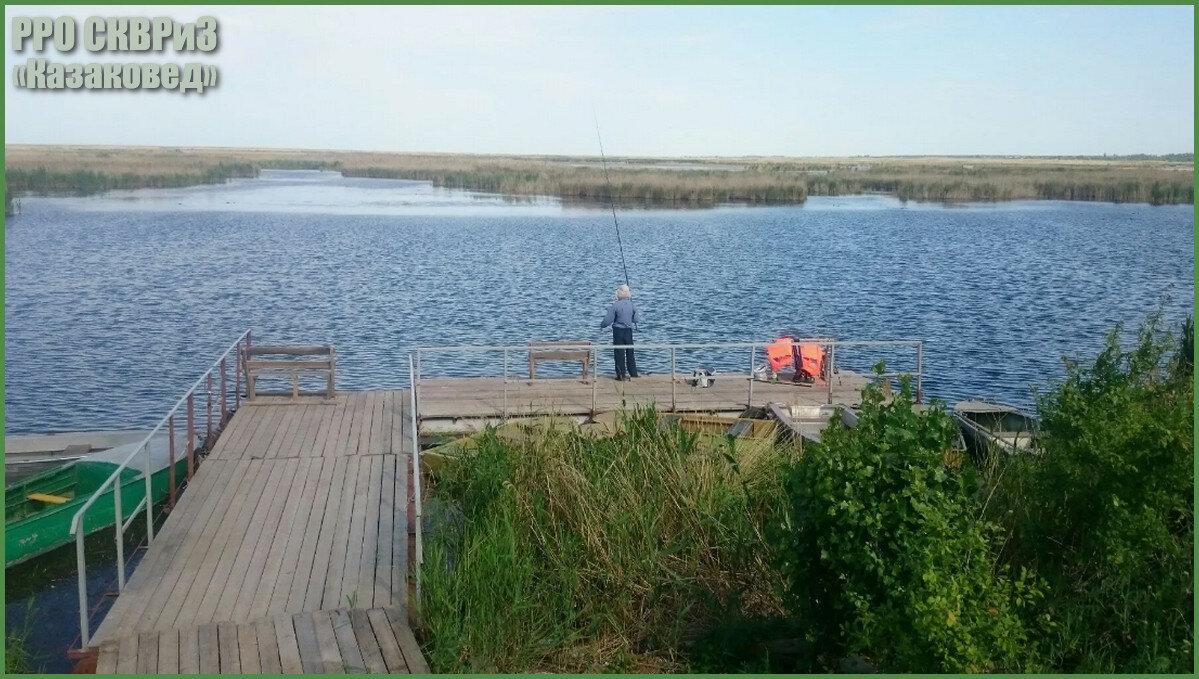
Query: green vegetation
[
  {"left": 984, "top": 314, "right": 1194, "bottom": 672},
  {"left": 5, "top": 145, "right": 1193, "bottom": 206},
  {"left": 416, "top": 316, "right": 1193, "bottom": 673},
  {"left": 772, "top": 375, "right": 1047, "bottom": 672},
  {"left": 419, "top": 411, "right": 794, "bottom": 672},
  {"left": 5, "top": 601, "right": 39, "bottom": 674}
]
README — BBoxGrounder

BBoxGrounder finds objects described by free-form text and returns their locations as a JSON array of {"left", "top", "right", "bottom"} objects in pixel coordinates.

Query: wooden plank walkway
[
  {"left": 416, "top": 371, "right": 872, "bottom": 422},
  {"left": 88, "top": 391, "right": 422, "bottom": 674},
  {"left": 94, "top": 607, "right": 429, "bottom": 674}
]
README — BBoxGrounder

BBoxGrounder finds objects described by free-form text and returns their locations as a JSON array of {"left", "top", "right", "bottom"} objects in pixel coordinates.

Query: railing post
[
  {"left": 220, "top": 357, "right": 228, "bottom": 425},
  {"left": 747, "top": 345, "right": 755, "bottom": 407},
  {"left": 670, "top": 348, "right": 677, "bottom": 411},
  {"left": 235, "top": 339, "right": 243, "bottom": 410},
  {"left": 144, "top": 441, "right": 154, "bottom": 543},
  {"left": 206, "top": 373, "right": 214, "bottom": 443},
  {"left": 186, "top": 393, "right": 196, "bottom": 480},
  {"left": 77, "top": 530, "right": 89, "bottom": 647},
  {"left": 916, "top": 341, "right": 924, "bottom": 404},
  {"left": 168, "top": 415, "right": 176, "bottom": 509},
  {"left": 502, "top": 347, "right": 509, "bottom": 419},
  {"left": 114, "top": 478, "right": 125, "bottom": 589},
  {"left": 590, "top": 351, "right": 598, "bottom": 416},
  {"left": 409, "top": 355, "right": 423, "bottom": 615},
  {"left": 827, "top": 343, "right": 835, "bottom": 405}
]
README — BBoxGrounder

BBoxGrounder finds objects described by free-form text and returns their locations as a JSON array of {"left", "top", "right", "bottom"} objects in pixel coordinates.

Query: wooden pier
[{"left": 86, "top": 391, "right": 428, "bottom": 674}]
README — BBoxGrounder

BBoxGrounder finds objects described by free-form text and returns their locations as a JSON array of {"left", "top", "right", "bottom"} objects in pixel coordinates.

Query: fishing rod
[{"left": 593, "top": 112, "right": 631, "bottom": 287}]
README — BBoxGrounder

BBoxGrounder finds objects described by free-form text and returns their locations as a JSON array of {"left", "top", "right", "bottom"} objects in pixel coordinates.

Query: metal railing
[
  {"left": 71, "top": 330, "right": 252, "bottom": 647},
  {"left": 412, "top": 338, "right": 923, "bottom": 418}
]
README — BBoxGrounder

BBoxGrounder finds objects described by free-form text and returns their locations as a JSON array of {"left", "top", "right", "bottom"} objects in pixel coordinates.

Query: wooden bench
[
  {"left": 528, "top": 341, "right": 592, "bottom": 379},
  {"left": 242, "top": 345, "right": 336, "bottom": 400}
]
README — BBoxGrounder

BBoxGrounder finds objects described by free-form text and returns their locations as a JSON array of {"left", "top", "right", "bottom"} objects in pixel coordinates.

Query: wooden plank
[
  {"left": 265, "top": 403, "right": 303, "bottom": 459},
  {"left": 245, "top": 345, "right": 333, "bottom": 356},
  {"left": 157, "top": 628, "right": 180, "bottom": 674},
  {"left": 178, "top": 626, "right": 200, "bottom": 674},
  {"left": 394, "top": 397, "right": 411, "bottom": 611},
  {"left": 322, "top": 455, "right": 362, "bottom": 609},
  {"left": 312, "top": 609, "right": 345, "bottom": 674},
  {"left": 357, "top": 452, "right": 384, "bottom": 607},
  {"left": 115, "top": 632, "right": 138, "bottom": 674},
  {"left": 380, "top": 391, "right": 394, "bottom": 455},
  {"left": 237, "top": 623, "right": 261, "bottom": 674},
  {"left": 349, "top": 608, "right": 388, "bottom": 674},
  {"left": 340, "top": 457, "right": 372, "bottom": 608},
  {"left": 386, "top": 607, "right": 431, "bottom": 674},
  {"left": 348, "top": 392, "right": 370, "bottom": 456},
  {"left": 183, "top": 459, "right": 268, "bottom": 627},
  {"left": 292, "top": 612, "right": 323, "bottom": 674},
  {"left": 373, "top": 454, "right": 396, "bottom": 607},
  {"left": 288, "top": 456, "right": 340, "bottom": 612},
  {"left": 301, "top": 456, "right": 348, "bottom": 611},
  {"left": 96, "top": 643, "right": 119, "bottom": 674},
  {"left": 331, "top": 609, "right": 368, "bottom": 673},
  {"left": 94, "top": 458, "right": 239, "bottom": 639},
  {"left": 252, "top": 456, "right": 315, "bottom": 619},
  {"left": 197, "top": 623, "right": 219, "bottom": 675},
  {"left": 366, "top": 608, "right": 408, "bottom": 673},
  {"left": 273, "top": 613, "right": 304, "bottom": 675},
  {"left": 272, "top": 457, "right": 328, "bottom": 614},
  {"left": 256, "top": 618, "right": 283, "bottom": 675},
  {"left": 366, "top": 391, "right": 383, "bottom": 456},
  {"left": 216, "top": 621, "right": 240, "bottom": 674},
  {"left": 227, "top": 457, "right": 301, "bottom": 622},
  {"left": 135, "top": 460, "right": 250, "bottom": 632},
  {"left": 306, "top": 395, "right": 340, "bottom": 458}
]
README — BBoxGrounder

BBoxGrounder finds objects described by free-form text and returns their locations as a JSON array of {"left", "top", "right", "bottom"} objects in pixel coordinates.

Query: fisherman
[{"left": 600, "top": 284, "right": 640, "bottom": 380}]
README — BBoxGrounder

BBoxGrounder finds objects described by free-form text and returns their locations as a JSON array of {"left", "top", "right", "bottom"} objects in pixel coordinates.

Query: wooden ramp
[{"left": 88, "top": 391, "right": 425, "bottom": 674}]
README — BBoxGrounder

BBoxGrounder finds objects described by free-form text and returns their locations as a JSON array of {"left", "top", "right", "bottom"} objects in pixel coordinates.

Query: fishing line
[{"left": 593, "top": 111, "right": 631, "bottom": 287}]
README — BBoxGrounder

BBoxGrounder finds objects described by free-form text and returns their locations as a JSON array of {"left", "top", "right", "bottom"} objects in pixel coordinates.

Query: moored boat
[
  {"left": 4, "top": 433, "right": 194, "bottom": 567},
  {"left": 952, "top": 399, "right": 1039, "bottom": 460}
]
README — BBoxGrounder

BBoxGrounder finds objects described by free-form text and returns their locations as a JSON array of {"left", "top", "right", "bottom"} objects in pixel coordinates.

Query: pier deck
[
  {"left": 88, "top": 391, "right": 427, "bottom": 674},
  {"left": 416, "top": 372, "right": 872, "bottom": 425}
]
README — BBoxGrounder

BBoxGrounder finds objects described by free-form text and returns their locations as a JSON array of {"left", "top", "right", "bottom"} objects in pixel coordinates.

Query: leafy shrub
[
  {"left": 773, "top": 374, "right": 1044, "bottom": 672},
  {"left": 991, "top": 315, "right": 1194, "bottom": 672}
]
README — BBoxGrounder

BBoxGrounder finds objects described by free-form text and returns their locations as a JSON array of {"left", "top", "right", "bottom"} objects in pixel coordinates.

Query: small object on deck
[
  {"left": 527, "top": 341, "right": 592, "bottom": 379},
  {"left": 27, "top": 492, "right": 71, "bottom": 504},
  {"left": 688, "top": 367, "right": 715, "bottom": 388}
]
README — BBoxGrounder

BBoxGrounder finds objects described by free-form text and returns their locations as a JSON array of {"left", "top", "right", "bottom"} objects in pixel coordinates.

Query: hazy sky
[{"left": 4, "top": 5, "right": 1194, "bottom": 156}]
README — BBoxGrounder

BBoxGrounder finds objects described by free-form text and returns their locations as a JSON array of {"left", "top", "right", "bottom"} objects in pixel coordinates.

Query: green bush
[
  {"left": 991, "top": 315, "right": 1194, "bottom": 672},
  {"left": 773, "top": 374, "right": 1044, "bottom": 672}
]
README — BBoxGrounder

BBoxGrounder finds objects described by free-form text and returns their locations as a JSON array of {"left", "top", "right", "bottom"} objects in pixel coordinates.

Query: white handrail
[{"left": 74, "top": 330, "right": 250, "bottom": 647}]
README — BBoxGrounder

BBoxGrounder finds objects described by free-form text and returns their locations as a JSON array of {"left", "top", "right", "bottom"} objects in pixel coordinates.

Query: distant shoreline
[{"left": 5, "top": 145, "right": 1194, "bottom": 208}]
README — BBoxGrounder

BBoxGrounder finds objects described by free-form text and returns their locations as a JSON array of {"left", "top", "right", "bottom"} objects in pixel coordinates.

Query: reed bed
[
  {"left": 4, "top": 145, "right": 1193, "bottom": 205},
  {"left": 419, "top": 410, "right": 796, "bottom": 673}
]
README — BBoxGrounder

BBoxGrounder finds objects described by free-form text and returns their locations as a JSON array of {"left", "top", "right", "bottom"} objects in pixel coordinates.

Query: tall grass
[
  {"left": 5, "top": 145, "right": 1192, "bottom": 205},
  {"left": 419, "top": 411, "right": 796, "bottom": 673}
]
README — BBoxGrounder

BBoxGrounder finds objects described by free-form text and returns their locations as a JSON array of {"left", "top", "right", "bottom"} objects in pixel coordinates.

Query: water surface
[{"left": 5, "top": 170, "right": 1194, "bottom": 433}]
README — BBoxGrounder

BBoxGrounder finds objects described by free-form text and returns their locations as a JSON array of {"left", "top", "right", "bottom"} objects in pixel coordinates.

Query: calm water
[{"left": 5, "top": 170, "right": 1194, "bottom": 433}]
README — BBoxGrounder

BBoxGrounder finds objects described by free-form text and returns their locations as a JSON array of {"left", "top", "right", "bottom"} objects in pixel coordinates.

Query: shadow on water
[{"left": 5, "top": 505, "right": 166, "bottom": 673}]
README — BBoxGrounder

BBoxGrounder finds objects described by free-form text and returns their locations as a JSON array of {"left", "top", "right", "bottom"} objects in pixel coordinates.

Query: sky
[{"left": 3, "top": 5, "right": 1194, "bottom": 157}]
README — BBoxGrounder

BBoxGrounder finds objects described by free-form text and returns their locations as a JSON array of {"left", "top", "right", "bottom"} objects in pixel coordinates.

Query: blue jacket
[{"left": 601, "top": 299, "right": 639, "bottom": 330}]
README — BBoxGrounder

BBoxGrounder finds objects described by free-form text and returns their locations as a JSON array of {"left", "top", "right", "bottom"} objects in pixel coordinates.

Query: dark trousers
[{"left": 612, "top": 327, "right": 638, "bottom": 378}]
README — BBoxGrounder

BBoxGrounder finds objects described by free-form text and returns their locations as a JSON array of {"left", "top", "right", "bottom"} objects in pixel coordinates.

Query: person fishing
[{"left": 600, "top": 284, "right": 640, "bottom": 380}]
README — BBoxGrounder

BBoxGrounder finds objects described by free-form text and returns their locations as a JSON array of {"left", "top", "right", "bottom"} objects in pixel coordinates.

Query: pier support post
[
  {"left": 187, "top": 393, "right": 196, "bottom": 479},
  {"left": 827, "top": 343, "right": 835, "bottom": 405},
  {"left": 168, "top": 415, "right": 176, "bottom": 509},
  {"left": 220, "top": 358, "right": 228, "bottom": 425},
  {"left": 114, "top": 478, "right": 125, "bottom": 589},
  {"left": 671, "top": 348, "right": 677, "bottom": 411},
  {"left": 503, "top": 348, "right": 509, "bottom": 419},
  {"left": 916, "top": 341, "right": 924, "bottom": 404},
  {"left": 747, "top": 346, "right": 755, "bottom": 407},
  {"left": 206, "top": 373, "right": 214, "bottom": 443}
]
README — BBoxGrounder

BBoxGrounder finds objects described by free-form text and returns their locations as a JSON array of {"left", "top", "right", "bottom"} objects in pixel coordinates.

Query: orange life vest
[
  {"left": 798, "top": 344, "right": 824, "bottom": 381},
  {"left": 766, "top": 338, "right": 795, "bottom": 372}
]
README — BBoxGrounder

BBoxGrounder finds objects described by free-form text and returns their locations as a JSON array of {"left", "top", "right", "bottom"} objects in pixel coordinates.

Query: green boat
[{"left": 5, "top": 436, "right": 192, "bottom": 567}]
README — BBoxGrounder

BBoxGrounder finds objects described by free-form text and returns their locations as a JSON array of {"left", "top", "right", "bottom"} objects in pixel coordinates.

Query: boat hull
[{"left": 4, "top": 457, "right": 190, "bottom": 568}]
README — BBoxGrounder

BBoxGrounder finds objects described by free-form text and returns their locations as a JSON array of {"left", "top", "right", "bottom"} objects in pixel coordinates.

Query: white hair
[{"left": 615, "top": 284, "right": 632, "bottom": 299}]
